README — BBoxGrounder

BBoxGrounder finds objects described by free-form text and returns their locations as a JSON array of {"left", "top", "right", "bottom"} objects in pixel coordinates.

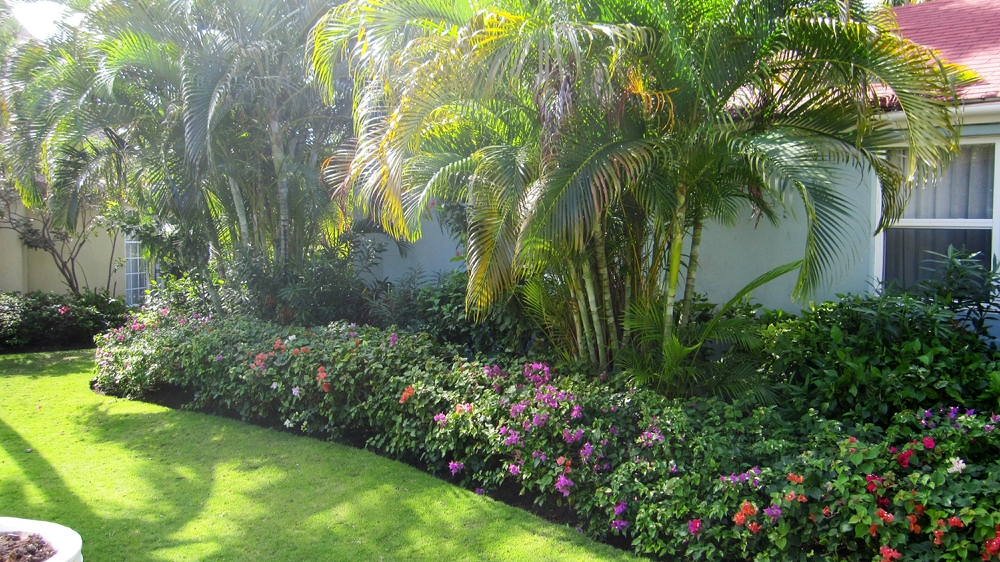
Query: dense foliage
[
  {"left": 0, "top": 290, "right": 126, "bottom": 352},
  {"left": 93, "top": 303, "right": 1000, "bottom": 561}
]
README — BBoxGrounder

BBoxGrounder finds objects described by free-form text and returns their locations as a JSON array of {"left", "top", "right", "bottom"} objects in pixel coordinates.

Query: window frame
[
  {"left": 873, "top": 138, "right": 1000, "bottom": 284},
  {"left": 124, "top": 235, "right": 150, "bottom": 306}
]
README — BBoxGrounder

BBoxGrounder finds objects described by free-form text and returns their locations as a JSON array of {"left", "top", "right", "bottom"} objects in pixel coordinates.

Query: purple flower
[
  {"left": 638, "top": 426, "right": 664, "bottom": 447},
  {"left": 475, "top": 488, "right": 485, "bottom": 495},
  {"left": 570, "top": 404, "right": 582, "bottom": 419},
  {"left": 984, "top": 425, "right": 994, "bottom": 432},
  {"left": 966, "top": 409, "right": 976, "bottom": 416},
  {"left": 508, "top": 464, "right": 520, "bottom": 475},
  {"left": 532, "top": 413, "right": 549, "bottom": 427},
  {"left": 555, "top": 474, "right": 575, "bottom": 496},
  {"left": 449, "top": 461, "right": 464, "bottom": 475},
  {"left": 924, "top": 409, "right": 933, "bottom": 419},
  {"left": 510, "top": 402, "right": 527, "bottom": 417},
  {"left": 389, "top": 333, "right": 398, "bottom": 347},
  {"left": 614, "top": 501, "right": 627, "bottom": 516},
  {"left": 992, "top": 414, "right": 1000, "bottom": 423},
  {"left": 763, "top": 504, "right": 782, "bottom": 522},
  {"left": 434, "top": 413, "right": 447, "bottom": 428},
  {"left": 580, "top": 442, "right": 593, "bottom": 462},
  {"left": 291, "top": 386, "right": 301, "bottom": 397},
  {"left": 504, "top": 430, "right": 521, "bottom": 446},
  {"left": 948, "top": 407, "right": 959, "bottom": 419},
  {"left": 669, "top": 461, "right": 678, "bottom": 474},
  {"left": 610, "top": 519, "right": 629, "bottom": 532},
  {"left": 214, "top": 355, "right": 224, "bottom": 361}
]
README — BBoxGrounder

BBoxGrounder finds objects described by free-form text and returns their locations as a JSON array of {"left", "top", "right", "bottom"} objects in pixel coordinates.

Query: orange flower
[
  {"left": 933, "top": 529, "right": 945, "bottom": 545},
  {"left": 823, "top": 506, "right": 832, "bottom": 517},
  {"left": 292, "top": 348, "right": 300, "bottom": 355},
  {"left": 748, "top": 521, "right": 762, "bottom": 534},
  {"left": 869, "top": 524, "right": 879, "bottom": 536},
  {"left": 733, "top": 512, "right": 746, "bottom": 525},
  {"left": 785, "top": 491, "right": 797, "bottom": 501},
  {"left": 321, "top": 382, "right": 331, "bottom": 393},
  {"left": 316, "top": 366, "right": 327, "bottom": 381},
  {"left": 797, "top": 495, "right": 808, "bottom": 503},
  {"left": 907, "top": 514, "right": 921, "bottom": 533},
  {"left": 399, "top": 385, "right": 415, "bottom": 404},
  {"left": 787, "top": 473, "right": 804, "bottom": 484},
  {"left": 741, "top": 501, "right": 758, "bottom": 516}
]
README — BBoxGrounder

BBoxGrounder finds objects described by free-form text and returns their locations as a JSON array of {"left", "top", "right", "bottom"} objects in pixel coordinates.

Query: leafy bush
[
  {"left": 367, "top": 269, "right": 543, "bottom": 356},
  {"left": 94, "top": 310, "right": 1000, "bottom": 561},
  {"left": 0, "top": 290, "right": 126, "bottom": 352},
  {"left": 760, "top": 291, "right": 1000, "bottom": 426}
]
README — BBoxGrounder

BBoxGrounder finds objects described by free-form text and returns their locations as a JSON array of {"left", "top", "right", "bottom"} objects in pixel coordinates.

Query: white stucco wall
[
  {"left": 365, "top": 220, "right": 464, "bottom": 284},
  {"left": 696, "top": 165, "right": 879, "bottom": 311}
]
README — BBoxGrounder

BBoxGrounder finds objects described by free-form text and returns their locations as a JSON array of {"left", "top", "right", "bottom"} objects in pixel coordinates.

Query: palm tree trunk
[
  {"left": 582, "top": 260, "right": 608, "bottom": 368},
  {"left": 664, "top": 190, "right": 687, "bottom": 341},
  {"left": 569, "top": 266, "right": 597, "bottom": 365},
  {"left": 268, "top": 114, "right": 289, "bottom": 270},
  {"left": 593, "top": 222, "right": 620, "bottom": 359},
  {"left": 227, "top": 176, "right": 251, "bottom": 249},
  {"left": 680, "top": 213, "right": 703, "bottom": 328}
]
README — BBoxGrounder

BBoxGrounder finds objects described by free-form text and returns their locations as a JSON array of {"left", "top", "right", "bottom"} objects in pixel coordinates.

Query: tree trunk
[
  {"left": 569, "top": 266, "right": 597, "bottom": 365},
  {"left": 680, "top": 213, "right": 703, "bottom": 328},
  {"left": 593, "top": 222, "right": 620, "bottom": 359},
  {"left": 227, "top": 176, "right": 251, "bottom": 249},
  {"left": 663, "top": 189, "right": 687, "bottom": 342},
  {"left": 582, "top": 260, "right": 608, "bottom": 369},
  {"left": 268, "top": 115, "right": 289, "bottom": 270}
]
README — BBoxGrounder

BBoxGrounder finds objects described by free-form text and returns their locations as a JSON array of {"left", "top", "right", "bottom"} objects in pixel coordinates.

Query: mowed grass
[{"left": 0, "top": 351, "right": 634, "bottom": 562}]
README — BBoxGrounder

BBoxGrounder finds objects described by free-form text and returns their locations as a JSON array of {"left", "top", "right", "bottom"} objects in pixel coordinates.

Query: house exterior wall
[
  {"left": 0, "top": 200, "right": 127, "bottom": 296},
  {"left": 367, "top": 221, "right": 464, "bottom": 283}
]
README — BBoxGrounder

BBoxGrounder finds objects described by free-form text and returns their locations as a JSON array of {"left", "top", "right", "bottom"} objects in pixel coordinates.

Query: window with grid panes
[{"left": 124, "top": 237, "right": 149, "bottom": 305}]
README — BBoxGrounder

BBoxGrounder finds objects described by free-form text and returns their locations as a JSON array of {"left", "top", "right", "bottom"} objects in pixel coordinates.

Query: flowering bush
[
  {"left": 1, "top": 290, "right": 126, "bottom": 352},
  {"left": 94, "top": 309, "right": 1000, "bottom": 561}
]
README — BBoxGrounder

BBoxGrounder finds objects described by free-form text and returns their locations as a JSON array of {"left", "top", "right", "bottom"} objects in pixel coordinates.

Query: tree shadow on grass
[{"left": 63, "top": 403, "right": 629, "bottom": 561}]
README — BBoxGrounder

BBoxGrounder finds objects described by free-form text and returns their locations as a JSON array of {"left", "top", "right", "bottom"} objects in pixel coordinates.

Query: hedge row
[
  {"left": 93, "top": 309, "right": 1000, "bottom": 561},
  {"left": 1, "top": 290, "right": 126, "bottom": 352}
]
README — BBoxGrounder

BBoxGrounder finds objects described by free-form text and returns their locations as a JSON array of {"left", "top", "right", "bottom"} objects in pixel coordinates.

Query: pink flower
[
  {"left": 434, "top": 413, "right": 447, "bottom": 427},
  {"left": 897, "top": 449, "right": 915, "bottom": 468},
  {"left": 555, "top": 474, "right": 574, "bottom": 496},
  {"left": 688, "top": 519, "right": 701, "bottom": 537},
  {"left": 448, "top": 461, "right": 464, "bottom": 475},
  {"left": 389, "top": 333, "right": 398, "bottom": 347},
  {"left": 610, "top": 519, "right": 629, "bottom": 532},
  {"left": 508, "top": 464, "right": 520, "bottom": 475},
  {"left": 923, "top": 437, "right": 936, "bottom": 449}
]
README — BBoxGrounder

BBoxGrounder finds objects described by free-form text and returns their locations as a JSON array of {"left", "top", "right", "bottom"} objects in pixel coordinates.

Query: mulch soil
[{"left": 0, "top": 533, "right": 56, "bottom": 562}]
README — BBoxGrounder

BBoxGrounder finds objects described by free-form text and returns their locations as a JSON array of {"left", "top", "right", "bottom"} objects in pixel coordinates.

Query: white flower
[
  {"left": 270, "top": 382, "right": 278, "bottom": 390},
  {"left": 947, "top": 457, "right": 966, "bottom": 474},
  {"left": 287, "top": 335, "right": 296, "bottom": 341},
  {"left": 283, "top": 419, "right": 294, "bottom": 428}
]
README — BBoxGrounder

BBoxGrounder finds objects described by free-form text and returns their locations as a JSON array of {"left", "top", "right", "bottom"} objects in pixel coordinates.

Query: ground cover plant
[
  {"left": 0, "top": 350, "right": 633, "bottom": 561},
  {"left": 0, "top": 291, "right": 126, "bottom": 353},
  {"left": 93, "top": 307, "right": 1000, "bottom": 561}
]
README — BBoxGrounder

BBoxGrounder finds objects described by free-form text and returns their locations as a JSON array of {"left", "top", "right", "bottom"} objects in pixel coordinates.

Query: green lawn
[{"left": 0, "top": 351, "right": 634, "bottom": 561}]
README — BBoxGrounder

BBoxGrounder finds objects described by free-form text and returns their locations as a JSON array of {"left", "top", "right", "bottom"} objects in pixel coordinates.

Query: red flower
[
  {"left": 823, "top": 506, "right": 832, "bottom": 517},
  {"left": 321, "top": 382, "right": 331, "bottom": 393},
  {"left": 399, "top": 385, "right": 415, "bottom": 404},
  {"left": 877, "top": 496, "right": 890, "bottom": 510},
  {"left": 923, "top": 437, "right": 936, "bottom": 449},
  {"left": 897, "top": 449, "right": 915, "bottom": 468},
  {"left": 869, "top": 524, "right": 879, "bottom": 536},
  {"left": 785, "top": 491, "right": 797, "bottom": 501},
  {"left": 740, "top": 501, "right": 758, "bottom": 516},
  {"left": 848, "top": 436, "right": 857, "bottom": 443},
  {"left": 876, "top": 508, "right": 894, "bottom": 524},
  {"left": 747, "top": 521, "right": 762, "bottom": 534},
  {"left": 866, "top": 474, "right": 883, "bottom": 493},
  {"left": 733, "top": 512, "right": 746, "bottom": 525},
  {"left": 787, "top": 473, "right": 804, "bottom": 484},
  {"left": 934, "top": 529, "right": 945, "bottom": 545},
  {"left": 907, "top": 514, "right": 921, "bottom": 533},
  {"left": 879, "top": 546, "right": 902, "bottom": 561},
  {"left": 948, "top": 516, "right": 965, "bottom": 528}
]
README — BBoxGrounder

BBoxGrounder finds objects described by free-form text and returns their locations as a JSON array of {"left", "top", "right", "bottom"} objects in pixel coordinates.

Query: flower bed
[{"left": 93, "top": 309, "right": 1000, "bottom": 560}]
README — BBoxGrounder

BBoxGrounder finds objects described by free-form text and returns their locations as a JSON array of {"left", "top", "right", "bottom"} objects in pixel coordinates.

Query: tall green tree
[{"left": 313, "top": 0, "right": 970, "bottom": 377}]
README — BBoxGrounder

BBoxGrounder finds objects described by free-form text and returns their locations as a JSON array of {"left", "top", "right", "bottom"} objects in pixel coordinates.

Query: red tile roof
[{"left": 895, "top": 0, "right": 1000, "bottom": 102}]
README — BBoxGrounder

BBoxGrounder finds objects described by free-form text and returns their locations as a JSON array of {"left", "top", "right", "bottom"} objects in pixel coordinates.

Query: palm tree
[{"left": 311, "top": 0, "right": 970, "bottom": 375}]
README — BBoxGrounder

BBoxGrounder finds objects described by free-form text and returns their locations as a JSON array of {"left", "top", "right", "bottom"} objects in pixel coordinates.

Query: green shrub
[
  {"left": 760, "top": 292, "right": 1000, "bottom": 426},
  {"left": 93, "top": 310, "right": 1000, "bottom": 561},
  {"left": 0, "top": 290, "right": 126, "bottom": 352},
  {"left": 367, "top": 269, "right": 543, "bottom": 356}
]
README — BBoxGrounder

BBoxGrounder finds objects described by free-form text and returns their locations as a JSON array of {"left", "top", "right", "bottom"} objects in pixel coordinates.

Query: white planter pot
[{"left": 0, "top": 517, "right": 83, "bottom": 562}]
